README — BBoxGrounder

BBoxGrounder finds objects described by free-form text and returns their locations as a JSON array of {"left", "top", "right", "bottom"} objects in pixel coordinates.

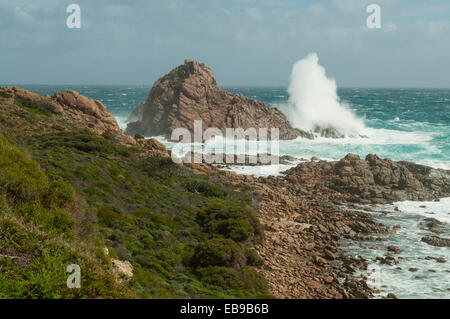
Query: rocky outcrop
[
  {"left": 103, "top": 247, "right": 133, "bottom": 284},
  {"left": 137, "top": 137, "right": 170, "bottom": 158},
  {"left": 3, "top": 86, "right": 135, "bottom": 146},
  {"left": 421, "top": 236, "right": 450, "bottom": 247},
  {"left": 1, "top": 86, "right": 169, "bottom": 157},
  {"left": 284, "top": 154, "right": 450, "bottom": 203},
  {"left": 126, "top": 59, "right": 314, "bottom": 140}
]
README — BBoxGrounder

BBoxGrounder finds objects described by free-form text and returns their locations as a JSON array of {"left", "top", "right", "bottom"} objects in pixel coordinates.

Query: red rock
[{"left": 126, "top": 60, "right": 313, "bottom": 140}]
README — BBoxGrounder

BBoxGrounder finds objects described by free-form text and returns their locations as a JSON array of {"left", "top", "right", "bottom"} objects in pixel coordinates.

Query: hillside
[{"left": 0, "top": 87, "right": 269, "bottom": 298}]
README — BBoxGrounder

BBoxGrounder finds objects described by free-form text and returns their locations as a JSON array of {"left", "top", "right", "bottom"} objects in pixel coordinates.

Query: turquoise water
[
  {"left": 342, "top": 199, "right": 450, "bottom": 299},
  {"left": 15, "top": 85, "right": 450, "bottom": 170}
]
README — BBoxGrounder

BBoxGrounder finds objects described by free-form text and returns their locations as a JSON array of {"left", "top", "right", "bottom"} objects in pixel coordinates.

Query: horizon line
[{"left": 2, "top": 83, "right": 450, "bottom": 90}]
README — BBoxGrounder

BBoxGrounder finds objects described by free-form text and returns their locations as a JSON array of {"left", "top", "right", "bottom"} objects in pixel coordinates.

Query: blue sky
[{"left": 1, "top": 0, "right": 449, "bottom": 87}]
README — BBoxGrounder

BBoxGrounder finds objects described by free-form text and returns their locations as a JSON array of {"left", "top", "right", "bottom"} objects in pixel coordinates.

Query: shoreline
[{"left": 188, "top": 153, "right": 449, "bottom": 298}]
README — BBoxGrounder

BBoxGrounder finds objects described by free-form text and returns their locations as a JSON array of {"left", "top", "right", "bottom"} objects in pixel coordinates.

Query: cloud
[{"left": 0, "top": 0, "right": 449, "bottom": 87}]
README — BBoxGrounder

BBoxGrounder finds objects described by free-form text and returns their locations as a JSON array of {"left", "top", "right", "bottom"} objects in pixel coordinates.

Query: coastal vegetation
[{"left": 0, "top": 88, "right": 269, "bottom": 298}]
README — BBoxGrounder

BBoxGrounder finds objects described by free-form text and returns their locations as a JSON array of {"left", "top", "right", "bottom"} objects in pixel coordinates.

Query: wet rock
[
  {"left": 418, "top": 218, "right": 444, "bottom": 234},
  {"left": 421, "top": 236, "right": 450, "bottom": 247},
  {"left": 425, "top": 256, "right": 447, "bottom": 263},
  {"left": 387, "top": 246, "right": 403, "bottom": 254}
]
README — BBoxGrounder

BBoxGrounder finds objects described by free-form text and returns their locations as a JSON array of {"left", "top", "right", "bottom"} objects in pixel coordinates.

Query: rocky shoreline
[{"left": 188, "top": 153, "right": 449, "bottom": 298}]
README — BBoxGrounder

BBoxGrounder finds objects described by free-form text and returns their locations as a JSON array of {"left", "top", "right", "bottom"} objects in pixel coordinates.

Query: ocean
[
  {"left": 19, "top": 85, "right": 450, "bottom": 171},
  {"left": 11, "top": 84, "right": 450, "bottom": 299}
]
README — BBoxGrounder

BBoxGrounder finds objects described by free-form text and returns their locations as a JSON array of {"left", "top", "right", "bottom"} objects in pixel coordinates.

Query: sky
[{"left": 0, "top": 0, "right": 449, "bottom": 87}]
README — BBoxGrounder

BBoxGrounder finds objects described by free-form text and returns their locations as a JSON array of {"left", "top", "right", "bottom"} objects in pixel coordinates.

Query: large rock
[
  {"left": 421, "top": 236, "right": 450, "bottom": 247},
  {"left": 283, "top": 153, "right": 450, "bottom": 203},
  {"left": 3, "top": 86, "right": 137, "bottom": 146},
  {"left": 125, "top": 59, "right": 314, "bottom": 140}
]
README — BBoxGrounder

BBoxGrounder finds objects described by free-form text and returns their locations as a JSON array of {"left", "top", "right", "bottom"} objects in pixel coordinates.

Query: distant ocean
[
  {"left": 19, "top": 85, "right": 450, "bottom": 173},
  {"left": 13, "top": 85, "right": 450, "bottom": 298}
]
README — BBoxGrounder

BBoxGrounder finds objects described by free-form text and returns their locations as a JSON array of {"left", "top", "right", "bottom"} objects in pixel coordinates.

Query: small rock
[{"left": 387, "top": 246, "right": 402, "bottom": 254}]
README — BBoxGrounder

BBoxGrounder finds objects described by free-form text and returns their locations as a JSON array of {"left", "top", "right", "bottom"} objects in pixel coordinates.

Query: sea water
[
  {"left": 18, "top": 85, "right": 450, "bottom": 174},
  {"left": 342, "top": 198, "right": 449, "bottom": 299}
]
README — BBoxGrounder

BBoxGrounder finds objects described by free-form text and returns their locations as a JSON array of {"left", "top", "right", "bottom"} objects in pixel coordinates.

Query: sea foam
[{"left": 285, "top": 53, "right": 366, "bottom": 136}]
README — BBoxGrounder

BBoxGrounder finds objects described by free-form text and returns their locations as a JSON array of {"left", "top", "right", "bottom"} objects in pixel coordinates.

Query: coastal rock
[
  {"left": 126, "top": 102, "right": 145, "bottom": 124},
  {"left": 125, "top": 59, "right": 314, "bottom": 140},
  {"left": 418, "top": 218, "right": 445, "bottom": 234},
  {"left": 5, "top": 86, "right": 64, "bottom": 114},
  {"left": 138, "top": 138, "right": 170, "bottom": 158},
  {"left": 387, "top": 246, "right": 402, "bottom": 254},
  {"left": 421, "top": 236, "right": 450, "bottom": 247},
  {"left": 284, "top": 153, "right": 450, "bottom": 203},
  {"left": 0, "top": 86, "right": 170, "bottom": 158}
]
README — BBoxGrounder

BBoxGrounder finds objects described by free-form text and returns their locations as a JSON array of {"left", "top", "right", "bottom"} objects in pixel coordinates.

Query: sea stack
[{"left": 125, "top": 59, "right": 314, "bottom": 140}]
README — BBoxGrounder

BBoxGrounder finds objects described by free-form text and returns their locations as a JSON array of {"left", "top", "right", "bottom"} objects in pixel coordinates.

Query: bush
[
  {"left": 196, "top": 266, "right": 268, "bottom": 294},
  {"left": 97, "top": 206, "right": 132, "bottom": 230},
  {"left": 45, "top": 181, "right": 75, "bottom": 208},
  {"left": 190, "top": 238, "right": 243, "bottom": 268},
  {"left": 0, "top": 135, "right": 49, "bottom": 203},
  {"left": 139, "top": 157, "right": 179, "bottom": 179},
  {"left": 216, "top": 218, "right": 253, "bottom": 242},
  {"left": 15, "top": 95, "right": 51, "bottom": 116},
  {"left": 0, "top": 91, "right": 11, "bottom": 99},
  {"left": 39, "top": 129, "right": 134, "bottom": 157},
  {"left": 49, "top": 209, "right": 75, "bottom": 233},
  {"left": 195, "top": 266, "right": 242, "bottom": 289},
  {"left": 196, "top": 200, "right": 263, "bottom": 242},
  {"left": 184, "top": 180, "right": 227, "bottom": 198},
  {"left": 245, "top": 249, "right": 263, "bottom": 267}
]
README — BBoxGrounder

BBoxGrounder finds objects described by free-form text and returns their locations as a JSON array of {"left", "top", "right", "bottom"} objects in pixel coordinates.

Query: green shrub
[
  {"left": 196, "top": 266, "right": 268, "bottom": 295},
  {"left": 245, "top": 248, "right": 263, "bottom": 267},
  {"left": 195, "top": 266, "right": 242, "bottom": 289},
  {"left": 139, "top": 157, "right": 179, "bottom": 179},
  {"left": 0, "top": 91, "right": 11, "bottom": 99},
  {"left": 216, "top": 218, "right": 253, "bottom": 242},
  {"left": 190, "top": 238, "right": 243, "bottom": 268},
  {"left": 134, "top": 133, "right": 144, "bottom": 140},
  {"left": 196, "top": 200, "right": 263, "bottom": 242},
  {"left": 39, "top": 129, "right": 135, "bottom": 157},
  {"left": 97, "top": 206, "right": 132, "bottom": 230},
  {"left": 15, "top": 95, "right": 51, "bottom": 116},
  {"left": 45, "top": 181, "right": 75, "bottom": 208},
  {"left": 184, "top": 180, "right": 227, "bottom": 198},
  {"left": 0, "top": 135, "right": 49, "bottom": 203},
  {"left": 49, "top": 208, "right": 75, "bottom": 233}
]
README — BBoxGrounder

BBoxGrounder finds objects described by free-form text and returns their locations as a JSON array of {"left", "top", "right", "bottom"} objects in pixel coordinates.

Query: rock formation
[
  {"left": 283, "top": 153, "right": 450, "bottom": 203},
  {"left": 126, "top": 59, "right": 314, "bottom": 140},
  {"left": 1, "top": 86, "right": 169, "bottom": 157}
]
